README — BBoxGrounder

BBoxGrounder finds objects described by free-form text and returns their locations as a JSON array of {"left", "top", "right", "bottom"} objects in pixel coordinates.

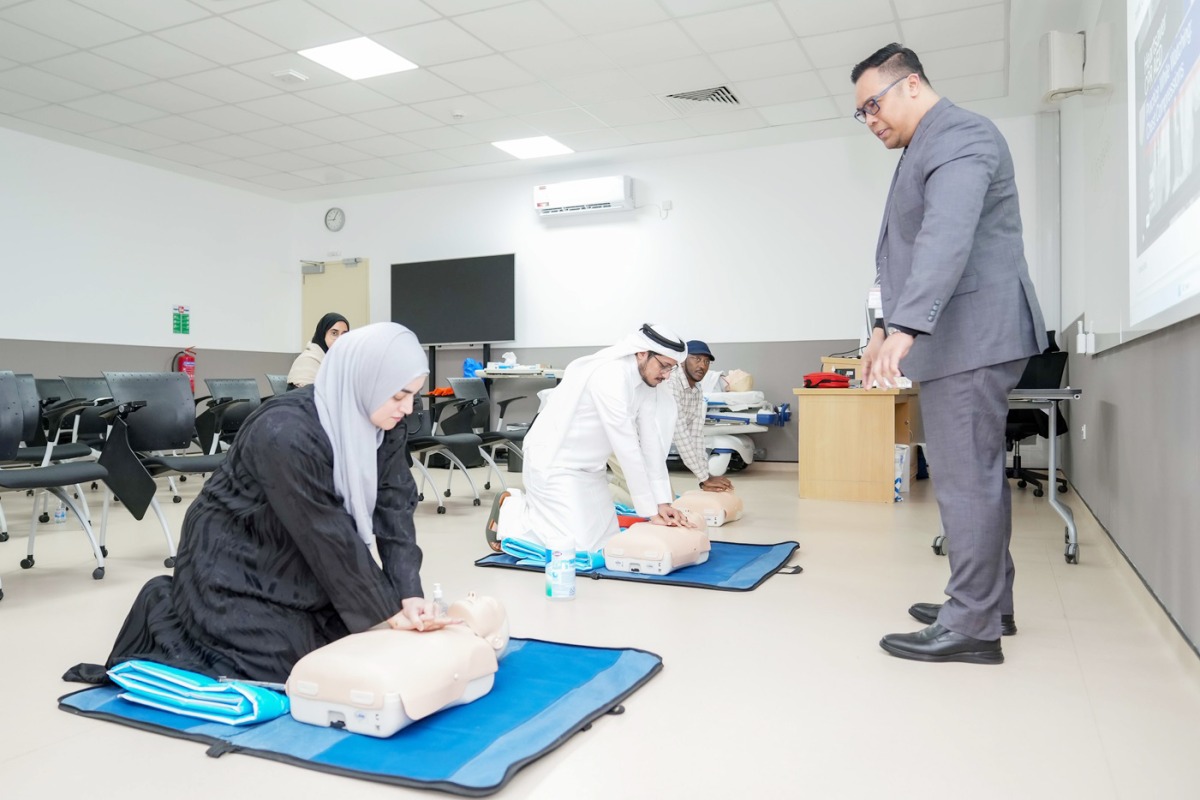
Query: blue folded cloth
[
  {"left": 108, "top": 660, "right": 289, "bottom": 726},
  {"left": 613, "top": 502, "right": 638, "bottom": 516},
  {"left": 500, "top": 537, "right": 605, "bottom": 571}
]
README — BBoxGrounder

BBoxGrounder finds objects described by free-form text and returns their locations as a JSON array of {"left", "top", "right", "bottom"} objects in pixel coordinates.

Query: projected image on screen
[
  {"left": 1130, "top": 0, "right": 1200, "bottom": 324},
  {"left": 391, "top": 254, "right": 515, "bottom": 346}
]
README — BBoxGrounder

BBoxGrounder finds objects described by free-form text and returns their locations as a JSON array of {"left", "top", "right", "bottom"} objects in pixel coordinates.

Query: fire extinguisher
[{"left": 172, "top": 347, "right": 197, "bottom": 394}]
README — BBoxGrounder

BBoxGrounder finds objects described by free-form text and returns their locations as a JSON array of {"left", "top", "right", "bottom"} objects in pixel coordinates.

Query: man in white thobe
[{"left": 487, "top": 324, "right": 694, "bottom": 555}]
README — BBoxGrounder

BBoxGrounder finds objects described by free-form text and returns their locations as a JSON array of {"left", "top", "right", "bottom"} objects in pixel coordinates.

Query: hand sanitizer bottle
[
  {"left": 54, "top": 502, "right": 68, "bottom": 524},
  {"left": 431, "top": 583, "right": 449, "bottom": 618},
  {"left": 546, "top": 551, "right": 576, "bottom": 600}
]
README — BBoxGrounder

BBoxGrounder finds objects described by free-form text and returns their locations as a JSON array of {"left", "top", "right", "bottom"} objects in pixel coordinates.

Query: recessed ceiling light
[
  {"left": 492, "top": 136, "right": 574, "bottom": 159},
  {"left": 298, "top": 37, "right": 417, "bottom": 80}
]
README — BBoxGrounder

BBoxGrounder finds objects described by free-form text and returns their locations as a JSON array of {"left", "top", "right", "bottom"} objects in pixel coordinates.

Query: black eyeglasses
[
  {"left": 650, "top": 355, "right": 678, "bottom": 375},
  {"left": 854, "top": 74, "right": 911, "bottom": 123}
]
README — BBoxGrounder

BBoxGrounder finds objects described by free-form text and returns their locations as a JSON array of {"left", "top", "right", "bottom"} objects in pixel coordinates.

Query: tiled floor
[{"left": 1, "top": 463, "right": 1198, "bottom": 799}]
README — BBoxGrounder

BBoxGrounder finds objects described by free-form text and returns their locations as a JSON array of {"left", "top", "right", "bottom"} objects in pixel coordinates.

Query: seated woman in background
[
  {"left": 286, "top": 312, "right": 349, "bottom": 388},
  {"left": 65, "top": 323, "right": 445, "bottom": 685}
]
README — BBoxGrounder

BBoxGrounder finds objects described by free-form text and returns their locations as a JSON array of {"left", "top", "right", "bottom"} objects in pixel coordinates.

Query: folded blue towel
[
  {"left": 613, "top": 502, "right": 638, "bottom": 516},
  {"left": 108, "top": 660, "right": 289, "bottom": 726},
  {"left": 500, "top": 537, "right": 605, "bottom": 571}
]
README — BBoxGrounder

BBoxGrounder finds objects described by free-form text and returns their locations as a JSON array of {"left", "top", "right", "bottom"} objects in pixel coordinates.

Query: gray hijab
[{"left": 314, "top": 322, "right": 428, "bottom": 545}]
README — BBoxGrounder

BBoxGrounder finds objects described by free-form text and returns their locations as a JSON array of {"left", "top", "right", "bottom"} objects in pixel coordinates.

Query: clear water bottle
[
  {"left": 431, "top": 583, "right": 449, "bottom": 618},
  {"left": 53, "top": 502, "right": 67, "bottom": 524},
  {"left": 545, "top": 551, "right": 576, "bottom": 601}
]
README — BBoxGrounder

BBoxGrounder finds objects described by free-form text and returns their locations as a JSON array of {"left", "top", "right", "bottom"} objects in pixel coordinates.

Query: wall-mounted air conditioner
[{"left": 533, "top": 176, "right": 633, "bottom": 217}]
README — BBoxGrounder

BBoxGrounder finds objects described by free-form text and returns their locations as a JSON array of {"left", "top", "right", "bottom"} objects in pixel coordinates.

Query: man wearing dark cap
[{"left": 672, "top": 340, "right": 733, "bottom": 493}]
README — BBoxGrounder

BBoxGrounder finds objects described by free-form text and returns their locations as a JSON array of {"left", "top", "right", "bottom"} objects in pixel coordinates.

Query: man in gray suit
[{"left": 852, "top": 44, "right": 1048, "bottom": 664}]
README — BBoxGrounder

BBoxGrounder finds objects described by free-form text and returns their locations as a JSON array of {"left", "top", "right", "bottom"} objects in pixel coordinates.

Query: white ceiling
[{"left": 0, "top": 0, "right": 1082, "bottom": 200}]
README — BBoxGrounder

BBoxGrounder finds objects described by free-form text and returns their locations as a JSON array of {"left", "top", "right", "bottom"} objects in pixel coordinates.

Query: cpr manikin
[
  {"left": 603, "top": 510, "right": 711, "bottom": 576},
  {"left": 671, "top": 490, "right": 744, "bottom": 527},
  {"left": 286, "top": 593, "right": 510, "bottom": 738}
]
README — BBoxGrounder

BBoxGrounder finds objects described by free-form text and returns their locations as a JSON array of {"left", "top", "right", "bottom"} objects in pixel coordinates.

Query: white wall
[
  {"left": 293, "top": 113, "right": 1051, "bottom": 350},
  {"left": 0, "top": 127, "right": 297, "bottom": 353}
]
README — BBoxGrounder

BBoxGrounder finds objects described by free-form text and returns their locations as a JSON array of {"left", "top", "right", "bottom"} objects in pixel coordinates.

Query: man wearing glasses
[
  {"left": 851, "top": 44, "right": 1047, "bottom": 664},
  {"left": 485, "top": 323, "right": 695, "bottom": 557}
]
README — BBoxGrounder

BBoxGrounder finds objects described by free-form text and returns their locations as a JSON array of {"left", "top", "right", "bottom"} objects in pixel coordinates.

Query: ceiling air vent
[{"left": 662, "top": 85, "right": 740, "bottom": 116}]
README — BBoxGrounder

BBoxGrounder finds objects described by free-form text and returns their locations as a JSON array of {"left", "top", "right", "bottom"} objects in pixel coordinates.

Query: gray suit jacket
[{"left": 877, "top": 98, "right": 1047, "bottom": 382}]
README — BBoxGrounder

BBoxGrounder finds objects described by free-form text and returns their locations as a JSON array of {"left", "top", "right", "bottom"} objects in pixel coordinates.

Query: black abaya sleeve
[{"left": 373, "top": 425, "right": 424, "bottom": 603}]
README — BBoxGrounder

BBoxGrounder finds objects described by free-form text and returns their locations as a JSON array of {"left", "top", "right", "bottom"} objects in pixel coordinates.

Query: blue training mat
[
  {"left": 59, "top": 639, "right": 662, "bottom": 797},
  {"left": 476, "top": 540, "right": 801, "bottom": 591}
]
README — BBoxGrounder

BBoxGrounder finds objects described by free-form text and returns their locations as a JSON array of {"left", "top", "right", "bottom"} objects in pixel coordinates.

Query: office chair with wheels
[
  {"left": 441, "top": 377, "right": 528, "bottom": 492},
  {"left": 406, "top": 397, "right": 484, "bottom": 514},
  {"left": 1006, "top": 350, "right": 1069, "bottom": 497}
]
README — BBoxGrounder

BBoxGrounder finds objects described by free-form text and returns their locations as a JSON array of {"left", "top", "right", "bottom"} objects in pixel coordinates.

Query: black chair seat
[
  {"left": 0, "top": 461, "right": 107, "bottom": 490},
  {"left": 141, "top": 453, "right": 226, "bottom": 474},
  {"left": 480, "top": 429, "right": 525, "bottom": 445},
  {"left": 410, "top": 433, "right": 482, "bottom": 450},
  {"left": 8, "top": 442, "right": 96, "bottom": 463}
]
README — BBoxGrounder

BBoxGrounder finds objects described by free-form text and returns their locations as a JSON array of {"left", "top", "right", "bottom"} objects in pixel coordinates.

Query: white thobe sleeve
[{"left": 590, "top": 366, "right": 672, "bottom": 517}]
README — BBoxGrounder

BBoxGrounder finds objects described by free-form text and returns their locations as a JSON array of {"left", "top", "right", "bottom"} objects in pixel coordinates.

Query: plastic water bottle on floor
[
  {"left": 546, "top": 551, "right": 576, "bottom": 600},
  {"left": 53, "top": 502, "right": 67, "bottom": 524}
]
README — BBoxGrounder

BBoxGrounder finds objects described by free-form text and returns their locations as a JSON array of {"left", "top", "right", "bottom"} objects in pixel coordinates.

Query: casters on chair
[
  {"left": 418, "top": 493, "right": 424, "bottom": 501},
  {"left": 100, "top": 546, "right": 108, "bottom": 557},
  {"left": 91, "top": 482, "right": 98, "bottom": 491},
  {"left": 484, "top": 482, "right": 491, "bottom": 490},
  {"left": 164, "top": 556, "right": 176, "bottom": 568},
  {"left": 0, "top": 587, "right": 4, "bottom": 601},
  {"left": 93, "top": 566, "right": 105, "bottom": 580},
  {"left": 0, "top": 531, "right": 8, "bottom": 542},
  {"left": 20, "top": 556, "right": 34, "bottom": 569},
  {"left": 1058, "top": 484, "right": 1068, "bottom": 494},
  {"left": 172, "top": 496, "right": 182, "bottom": 504},
  {"left": 179, "top": 476, "right": 187, "bottom": 482},
  {"left": 1033, "top": 488, "right": 1044, "bottom": 498},
  {"left": 1065, "top": 543, "right": 1079, "bottom": 564},
  {"left": 436, "top": 506, "right": 446, "bottom": 515},
  {"left": 1016, "top": 479, "right": 1027, "bottom": 488},
  {"left": 38, "top": 513, "right": 50, "bottom": 523},
  {"left": 931, "top": 535, "right": 947, "bottom": 556},
  {"left": 473, "top": 498, "right": 481, "bottom": 506},
  {"left": 443, "top": 490, "right": 451, "bottom": 498}
]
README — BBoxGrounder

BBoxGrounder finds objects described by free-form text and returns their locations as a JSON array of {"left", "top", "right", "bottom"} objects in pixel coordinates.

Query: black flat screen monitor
[{"left": 391, "top": 254, "right": 515, "bottom": 346}]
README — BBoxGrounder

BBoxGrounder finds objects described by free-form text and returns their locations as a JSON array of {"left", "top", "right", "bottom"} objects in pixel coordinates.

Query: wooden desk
[{"left": 792, "top": 387, "right": 920, "bottom": 503}]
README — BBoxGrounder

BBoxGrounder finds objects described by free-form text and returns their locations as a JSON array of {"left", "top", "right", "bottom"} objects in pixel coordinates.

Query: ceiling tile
[
  {"left": 0, "top": 0, "right": 138, "bottom": 47},
  {"left": 388, "top": 150, "right": 459, "bottom": 172},
  {"left": 290, "top": 164, "right": 364, "bottom": 183},
  {"left": 520, "top": 107, "right": 604, "bottom": 134},
  {"left": 204, "top": 159, "right": 279, "bottom": 179},
  {"left": 135, "top": 115, "right": 226, "bottom": 142},
  {"left": 758, "top": 96, "right": 841, "bottom": 124},
  {"left": 0, "top": 19, "right": 77, "bottom": 61},
  {"left": 686, "top": 108, "right": 768, "bottom": 134},
  {"left": 0, "top": 86, "right": 49, "bottom": 114},
  {"left": 199, "top": 134, "right": 278, "bottom": 158},
  {"left": 362, "top": 70, "right": 464, "bottom": 104},
  {"left": 433, "top": 143, "right": 513, "bottom": 165},
  {"left": 679, "top": 4, "right": 794, "bottom": 52},
  {"left": 617, "top": 118, "right": 695, "bottom": 144},
  {"left": 778, "top": 0, "right": 895, "bottom": 37},
  {"left": 0, "top": 55, "right": 13, "bottom": 71},
  {"left": 592, "top": 22, "right": 700, "bottom": 67},
  {"left": 239, "top": 93, "right": 336, "bottom": 124},
  {"left": 0, "top": 67, "right": 97, "bottom": 103},
  {"left": 185, "top": 105, "right": 280, "bottom": 134},
  {"left": 174, "top": 68, "right": 281, "bottom": 104},
  {"left": 711, "top": 40, "right": 810, "bottom": 82},
  {"left": 87, "top": 125, "right": 178, "bottom": 150},
  {"left": 117, "top": 81, "right": 223, "bottom": 114},
  {"left": 243, "top": 125, "right": 331, "bottom": 149},
  {"left": 818, "top": 65, "right": 855, "bottom": 93},
  {"left": 626, "top": 56, "right": 729, "bottom": 96},
  {"left": 422, "top": 0, "right": 513, "bottom": 16},
  {"left": 732, "top": 71, "right": 828, "bottom": 105},
  {"left": 801, "top": 22, "right": 904, "bottom": 69},
  {"left": 930, "top": 69, "right": 1006, "bottom": 102},
  {"left": 307, "top": 0, "right": 440, "bottom": 33},
  {"left": 400, "top": 125, "right": 480, "bottom": 149},
  {"left": 901, "top": 4, "right": 1006, "bottom": 52},
  {"left": 553, "top": 127, "right": 630, "bottom": 151},
  {"left": 226, "top": 0, "right": 358, "bottom": 52},
  {"left": 73, "top": 0, "right": 210, "bottom": 31},
  {"left": 586, "top": 96, "right": 676, "bottom": 127},
  {"left": 550, "top": 68, "right": 647, "bottom": 104},
  {"left": 297, "top": 83, "right": 395, "bottom": 115},
  {"left": 454, "top": 1, "right": 576, "bottom": 51},
  {"left": 293, "top": 142, "right": 376, "bottom": 164},
  {"left": 36, "top": 52, "right": 154, "bottom": 92},
  {"left": 249, "top": 171, "right": 320, "bottom": 190},
  {"left": 372, "top": 20, "right": 493, "bottom": 67},
  {"left": 453, "top": 117, "right": 541, "bottom": 142},
  {"left": 95, "top": 36, "right": 217, "bottom": 79},
  {"left": 657, "top": 0, "right": 763, "bottom": 15},
  {"left": 409, "top": 94, "right": 505, "bottom": 125},
  {"left": 541, "top": 0, "right": 668, "bottom": 36},
  {"left": 16, "top": 103, "right": 115, "bottom": 133},
  {"left": 351, "top": 106, "right": 444, "bottom": 133},
  {"left": 429, "top": 55, "right": 537, "bottom": 93},
  {"left": 337, "top": 157, "right": 413, "bottom": 178},
  {"left": 506, "top": 38, "right": 616, "bottom": 79},
  {"left": 475, "top": 83, "right": 574, "bottom": 115},
  {"left": 294, "top": 117, "right": 385, "bottom": 142},
  {"left": 188, "top": 0, "right": 270, "bottom": 11},
  {"left": 147, "top": 143, "right": 229, "bottom": 166},
  {"left": 65, "top": 94, "right": 165, "bottom": 124},
  {"left": 347, "top": 133, "right": 426, "bottom": 156},
  {"left": 893, "top": 0, "right": 998, "bottom": 18},
  {"left": 244, "top": 151, "right": 325, "bottom": 172},
  {"left": 232, "top": 54, "right": 348, "bottom": 92},
  {"left": 157, "top": 17, "right": 287, "bottom": 64},
  {"left": 920, "top": 40, "right": 1005, "bottom": 81}
]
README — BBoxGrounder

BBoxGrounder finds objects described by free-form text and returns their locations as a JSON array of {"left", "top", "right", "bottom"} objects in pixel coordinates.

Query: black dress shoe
[
  {"left": 880, "top": 623, "right": 1003, "bottom": 664},
  {"left": 909, "top": 602, "right": 1017, "bottom": 636}
]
